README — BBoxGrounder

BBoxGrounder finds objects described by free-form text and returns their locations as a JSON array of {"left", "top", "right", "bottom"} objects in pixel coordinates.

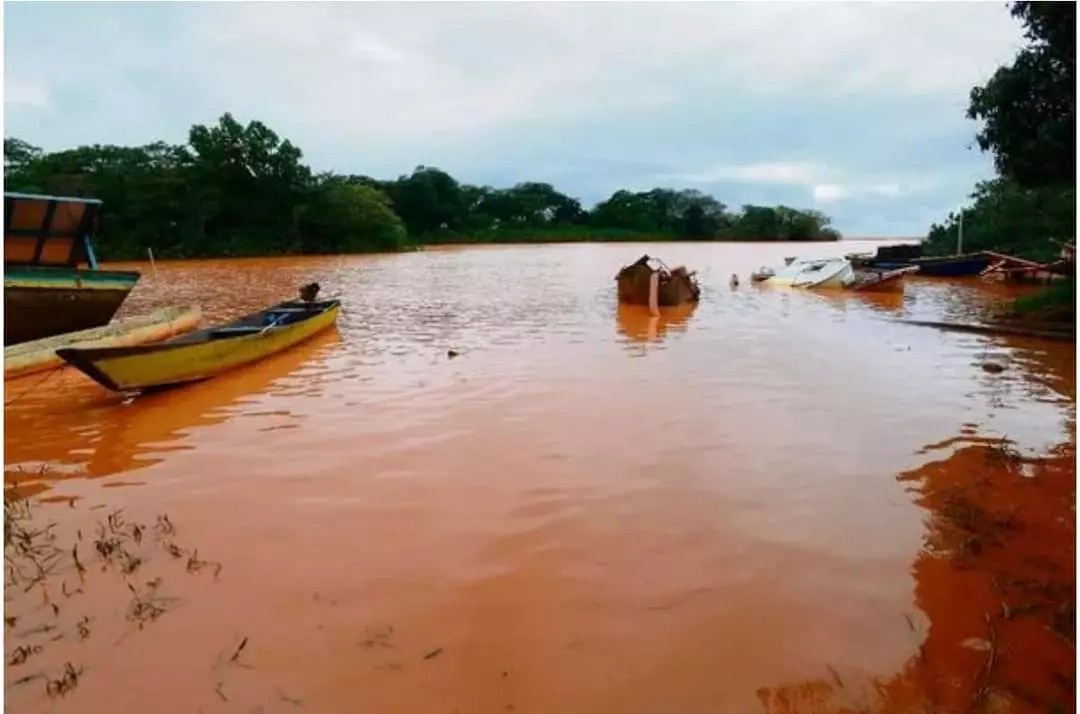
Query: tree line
[
  {"left": 4, "top": 121, "right": 840, "bottom": 261},
  {"left": 924, "top": 1, "right": 1075, "bottom": 262}
]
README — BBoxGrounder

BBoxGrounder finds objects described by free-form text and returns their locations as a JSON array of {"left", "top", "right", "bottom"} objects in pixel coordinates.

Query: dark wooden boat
[
  {"left": 849, "top": 243, "right": 923, "bottom": 271},
  {"left": 909, "top": 252, "right": 992, "bottom": 277},
  {"left": 57, "top": 296, "right": 342, "bottom": 394},
  {"left": 615, "top": 254, "right": 700, "bottom": 307},
  {"left": 4, "top": 192, "right": 141, "bottom": 345}
]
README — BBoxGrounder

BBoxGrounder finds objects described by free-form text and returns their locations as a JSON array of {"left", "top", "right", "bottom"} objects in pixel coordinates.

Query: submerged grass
[
  {"left": 1005, "top": 279, "right": 1076, "bottom": 323},
  {"left": 3, "top": 487, "right": 223, "bottom": 705}
]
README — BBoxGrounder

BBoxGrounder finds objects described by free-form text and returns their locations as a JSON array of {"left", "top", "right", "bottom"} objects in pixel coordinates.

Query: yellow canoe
[
  {"left": 56, "top": 299, "right": 341, "bottom": 393},
  {"left": 5, "top": 305, "right": 202, "bottom": 380}
]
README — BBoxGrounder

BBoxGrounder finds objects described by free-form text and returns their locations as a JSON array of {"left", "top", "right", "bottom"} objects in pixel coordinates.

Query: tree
[
  {"left": 4, "top": 113, "right": 843, "bottom": 257},
  {"left": 967, "top": 1, "right": 1075, "bottom": 187},
  {"left": 384, "top": 166, "right": 468, "bottom": 237},
  {"left": 298, "top": 180, "right": 409, "bottom": 254},
  {"left": 3, "top": 138, "right": 42, "bottom": 178},
  {"left": 925, "top": 179, "right": 1074, "bottom": 260}
]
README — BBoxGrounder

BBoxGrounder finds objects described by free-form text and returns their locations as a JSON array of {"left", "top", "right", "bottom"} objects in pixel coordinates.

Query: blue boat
[{"left": 908, "top": 252, "right": 992, "bottom": 277}]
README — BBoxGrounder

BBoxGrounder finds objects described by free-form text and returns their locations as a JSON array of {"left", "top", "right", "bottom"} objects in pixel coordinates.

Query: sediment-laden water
[{"left": 4, "top": 241, "right": 1074, "bottom": 713}]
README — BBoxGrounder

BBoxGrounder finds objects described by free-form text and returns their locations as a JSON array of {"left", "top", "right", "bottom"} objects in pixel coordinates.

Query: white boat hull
[{"left": 764, "top": 258, "right": 855, "bottom": 289}]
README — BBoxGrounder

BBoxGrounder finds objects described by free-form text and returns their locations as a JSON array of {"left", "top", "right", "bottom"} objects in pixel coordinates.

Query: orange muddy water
[{"left": 3, "top": 241, "right": 1075, "bottom": 714}]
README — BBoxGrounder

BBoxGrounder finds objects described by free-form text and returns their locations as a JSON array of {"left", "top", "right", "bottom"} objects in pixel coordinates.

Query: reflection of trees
[
  {"left": 4, "top": 330, "right": 342, "bottom": 492},
  {"left": 755, "top": 437, "right": 1075, "bottom": 714},
  {"left": 757, "top": 323, "right": 1075, "bottom": 714},
  {"left": 614, "top": 302, "right": 697, "bottom": 346}
]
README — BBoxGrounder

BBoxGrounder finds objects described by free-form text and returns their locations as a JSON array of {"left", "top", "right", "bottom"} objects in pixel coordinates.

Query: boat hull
[
  {"left": 615, "top": 256, "right": 700, "bottom": 307},
  {"left": 766, "top": 258, "right": 854, "bottom": 289},
  {"left": 4, "top": 267, "right": 141, "bottom": 345},
  {"left": 850, "top": 266, "right": 917, "bottom": 293},
  {"left": 911, "top": 254, "right": 992, "bottom": 277},
  {"left": 57, "top": 299, "right": 341, "bottom": 393},
  {"left": 4, "top": 305, "right": 201, "bottom": 380}
]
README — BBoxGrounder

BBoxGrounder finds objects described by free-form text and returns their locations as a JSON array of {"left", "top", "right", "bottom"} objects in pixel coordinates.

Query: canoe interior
[{"left": 60, "top": 299, "right": 341, "bottom": 360}]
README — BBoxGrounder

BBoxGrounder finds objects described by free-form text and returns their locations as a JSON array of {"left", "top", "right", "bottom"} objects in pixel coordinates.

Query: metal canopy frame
[{"left": 4, "top": 192, "right": 104, "bottom": 269}]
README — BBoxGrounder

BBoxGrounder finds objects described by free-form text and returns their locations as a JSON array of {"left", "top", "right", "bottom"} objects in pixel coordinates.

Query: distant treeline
[
  {"left": 3, "top": 117, "right": 840, "bottom": 261},
  {"left": 924, "top": 1, "right": 1074, "bottom": 262}
]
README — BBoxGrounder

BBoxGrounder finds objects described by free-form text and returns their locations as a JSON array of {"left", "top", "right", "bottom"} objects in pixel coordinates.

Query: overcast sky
[{"left": 4, "top": 1, "right": 1024, "bottom": 237}]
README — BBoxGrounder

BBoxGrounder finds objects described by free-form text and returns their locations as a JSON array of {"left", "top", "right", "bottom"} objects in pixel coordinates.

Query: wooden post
[{"left": 648, "top": 271, "right": 660, "bottom": 316}]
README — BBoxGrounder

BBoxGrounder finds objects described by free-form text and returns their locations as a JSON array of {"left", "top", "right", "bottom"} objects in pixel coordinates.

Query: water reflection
[
  {"left": 753, "top": 330, "right": 1075, "bottom": 714},
  {"left": 4, "top": 330, "right": 343, "bottom": 490},
  {"left": 754, "top": 434, "right": 1074, "bottom": 714},
  {"left": 614, "top": 302, "right": 697, "bottom": 348}
]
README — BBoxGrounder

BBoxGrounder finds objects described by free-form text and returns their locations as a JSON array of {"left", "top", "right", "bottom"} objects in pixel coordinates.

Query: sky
[{"left": 3, "top": 1, "right": 1025, "bottom": 237}]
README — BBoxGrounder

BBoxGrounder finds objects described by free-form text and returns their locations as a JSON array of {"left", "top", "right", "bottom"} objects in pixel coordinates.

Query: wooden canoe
[
  {"left": 56, "top": 298, "right": 341, "bottom": 394},
  {"left": 4, "top": 305, "right": 202, "bottom": 380}
]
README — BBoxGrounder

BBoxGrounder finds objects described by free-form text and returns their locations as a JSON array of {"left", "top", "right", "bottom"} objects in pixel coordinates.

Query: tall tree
[{"left": 967, "top": 1, "right": 1075, "bottom": 187}]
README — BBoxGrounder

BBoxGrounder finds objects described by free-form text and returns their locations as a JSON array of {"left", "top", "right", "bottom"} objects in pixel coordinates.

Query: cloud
[
  {"left": 3, "top": 79, "right": 48, "bottom": 108},
  {"left": 2, "top": 1, "right": 1024, "bottom": 236},
  {"left": 664, "top": 161, "right": 944, "bottom": 207}
]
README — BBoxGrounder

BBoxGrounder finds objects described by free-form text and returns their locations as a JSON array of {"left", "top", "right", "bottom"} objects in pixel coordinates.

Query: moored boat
[
  {"left": 4, "top": 192, "right": 141, "bottom": 345},
  {"left": 615, "top": 254, "right": 701, "bottom": 307},
  {"left": 56, "top": 293, "right": 341, "bottom": 393},
  {"left": 909, "top": 252, "right": 992, "bottom": 277},
  {"left": 4, "top": 305, "right": 202, "bottom": 380},
  {"left": 848, "top": 265, "right": 918, "bottom": 293}
]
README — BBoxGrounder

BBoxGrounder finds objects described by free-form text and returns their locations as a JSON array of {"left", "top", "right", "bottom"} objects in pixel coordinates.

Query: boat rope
[{"left": 4, "top": 365, "right": 66, "bottom": 406}]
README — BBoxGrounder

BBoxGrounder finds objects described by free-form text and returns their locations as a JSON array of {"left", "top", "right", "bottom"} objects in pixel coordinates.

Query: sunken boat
[
  {"left": 615, "top": 254, "right": 701, "bottom": 307},
  {"left": 4, "top": 192, "right": 141, "bottom": 345}
]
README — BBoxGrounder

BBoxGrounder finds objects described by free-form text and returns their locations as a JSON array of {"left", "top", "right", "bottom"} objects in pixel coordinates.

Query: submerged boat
[
  {"left": 56, "top": 294, "right": 341, "bottom": 393},
  {"left": 848, "top": 265, "right": 918, "bottom": 293},
  {"left": 754, "top": 257, "right": 855, "bottom": 289},
  {"left": 4, "top": 192, "right": 141, "bottom": 346},
  {"left": 5, "top": 304, "right": 202, "bottom": 380},
  {"left": 615, "top": 254, "right": 701, "bottom": 307}
]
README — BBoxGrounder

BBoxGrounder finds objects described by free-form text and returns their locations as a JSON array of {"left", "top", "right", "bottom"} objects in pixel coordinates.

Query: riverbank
[{"left": 415, "top": 226, "right": 841, "bottom": 246}]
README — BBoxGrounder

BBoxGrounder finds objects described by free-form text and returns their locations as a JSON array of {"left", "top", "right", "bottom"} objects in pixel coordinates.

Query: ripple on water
[{"left": 3, "top": 243, "right": 1074, "bottom": 714}]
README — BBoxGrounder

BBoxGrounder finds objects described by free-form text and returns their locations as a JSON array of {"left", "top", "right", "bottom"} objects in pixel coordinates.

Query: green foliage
[
  {"left": 968, "top": 1, "right": 1075, "bottom": 188},
  {"left": 298, "top": 178, "right": 409, "bottom": 254},
  {"left": 1008, "top": 278, "right": 1075, "bottom": 319},
  {"left": 4, "top": 114, "right": 841, "bottom": 260},
  {"left": 927, "top": 1, "right": 1075, "bottom": 259},
  {"left": 925, "top": 179, "right": 1075, "bottom": 260},
  {"left": 587, "top": 189, "right": 836, "bottom": 241}
]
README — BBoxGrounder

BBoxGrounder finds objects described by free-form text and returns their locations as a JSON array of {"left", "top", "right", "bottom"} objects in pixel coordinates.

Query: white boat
[{"left": 756, "top": 257, "right": 855, "bottom": 289}]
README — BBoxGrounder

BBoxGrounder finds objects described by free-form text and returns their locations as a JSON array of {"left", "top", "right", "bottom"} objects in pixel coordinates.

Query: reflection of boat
[
  {"left": 5, "top": 330, "right": 343, "bottom": 483},
  {"left": 615, "top": 302, "right": 697, "bottom": 343},
  {"left": 4, "top": 305, "right": 201, "bottom": 380},
  {"left": 615, "top": 254, "right": 700, "bottom": 307},
  {"left": 4, "top": 192, "right": 141, "bottom": 345},
  {"left": 755, "top": 257, "right": 855, "bottom": 289},
  {"left": 57, "top": 298, "right": 341, "bottom": 393},
  {"left": 849, "top": 265, "right": 918, "bottom": 293}
]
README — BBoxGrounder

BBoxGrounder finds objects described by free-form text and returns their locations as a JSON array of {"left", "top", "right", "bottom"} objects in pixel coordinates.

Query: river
[{"left": 3, "top": 241, "right": 1075, "bottom": 714}]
